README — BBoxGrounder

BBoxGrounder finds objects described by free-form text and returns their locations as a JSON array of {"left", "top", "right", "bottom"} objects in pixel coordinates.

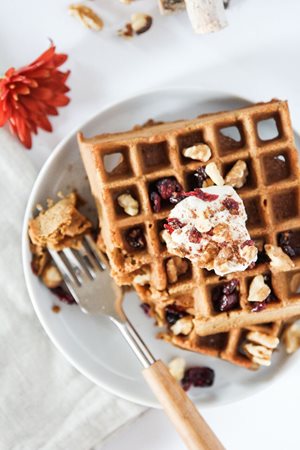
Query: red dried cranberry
[
  {"left": 140, "top": 303, "right": 151, "bottom": 316},
  {"left": 51, "top": 286, "right": 76, "bottom": 304},
  {"left": 188, "top": 227, "right": 202, "bottom": 243},
  {"left": 213, "top": 279, "right": 240, "bottom": 312},
  {"left": 193, "top": 167, "right": 208, "bottom": 188},
  {"left": 186, "top": 189, "right": 219, "bottom": 202},
  {"left": 181, "top": 367, "right": 214, "bottom": 391},
  {"left": 278, "top": 231, "right": 300, "bottom": 257},
  {"left": 150, "top": 191, "right": 161, "bottom": 213},
  {"left": 126, "top": 228, "right": 146, "bottom": 249},
  {"left": 222, "top": 197, "right": 239, "bottom": 214},
  {"left": 164, "top": 218, "right": 184, "bottom": 234},
  {"left": 165, "top": 304, "right": 187, "bottom": 325},
  {"left": 156, "top": 178, "right": 183, "bottom": 200}
]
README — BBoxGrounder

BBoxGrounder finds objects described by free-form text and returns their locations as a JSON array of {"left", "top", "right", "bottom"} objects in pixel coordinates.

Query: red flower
[{"left": 0, "top": 43, "right": 70, "bottom": 149}]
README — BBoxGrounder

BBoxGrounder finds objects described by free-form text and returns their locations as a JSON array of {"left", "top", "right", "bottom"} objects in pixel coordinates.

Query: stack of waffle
[{"left": 78, "top": 100, "right": 300, "bottom": 369}]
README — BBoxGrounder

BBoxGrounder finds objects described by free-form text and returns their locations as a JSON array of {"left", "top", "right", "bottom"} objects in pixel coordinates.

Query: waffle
[{"left": 79, "top": 100, "right": 300, "bottom": 335}]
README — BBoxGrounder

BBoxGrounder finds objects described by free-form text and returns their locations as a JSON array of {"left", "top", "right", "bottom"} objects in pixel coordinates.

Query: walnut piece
[
  {"left": 170, "top": 316, "right": 193, "bottom": 335},
  {"left": 283, "top": 323, "right": 300, "bottom": 354},
  {"left": 225, "top": 160, "right": 248, "bottom": 188},
  {"left": 119, "top": 13, "right": 152, "bottom": 37},
  {"left": 247, "top": 275, "right": 271, "bottom": 303},
  {"left": 166, "top": 256, "right": 189, "bottom": 284},
  {"left": 205, "top": 162, "right": 224, "bottom": 186},
  {"left": 41, "top": 264, "right": 63, "bottom": 289},
  {"left": 243, "top": 342, "right": 272, "bottom": 366},
  {"left": 69, "top": 4, "right": 104, "bottom": 30},
  {"left": 264, "top": 244, "right": 295, "bottom": 272},
  {"left": 168, "top": 357, "right": 186, "bottom": 382},
  {"left": 182, "top": 144, "right": 211, "bottom": 162},
  {"left": 117, "top": 193, "right": 139, "bottom": 216},
  {"left": 246, "top": 331, "right": 279, "bottom": 349}
]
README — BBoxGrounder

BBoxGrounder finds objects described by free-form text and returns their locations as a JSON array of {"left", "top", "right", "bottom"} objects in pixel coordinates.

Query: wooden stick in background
[{"left": 184, "top": 0, "right": 228, "bottom": 33}]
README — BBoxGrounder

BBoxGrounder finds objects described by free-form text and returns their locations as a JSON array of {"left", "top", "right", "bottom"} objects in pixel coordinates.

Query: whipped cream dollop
[{"left": 163, "top": 186, "right": 257, "bottom": 276}]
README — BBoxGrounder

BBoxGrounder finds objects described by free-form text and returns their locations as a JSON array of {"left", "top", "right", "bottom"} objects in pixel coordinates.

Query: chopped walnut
[
  {"left": 240, "top": 244, "right": 258, "bottom": 263},
  {"left": 168, "top": 357, "right": 186, "bottom": 382},
  {"left": 182, "top": 144, "right": 211, "bottom": 162},
  {"left": 166, "top": 256, "right": 189, "bottom": 284},
  {"left": 247, "top": 275, "right": 271, "bottom": 303},
  {"left": 117, "top": 193, "right": 139, "bottom": 216},
  {"left": 205, "top": 162, "right": 224, "bottom": 186},
  {"left": 119, "top": 13, "right": 152, "bottom": 37},
  {"left": 41, "top": 264, "right": 63, "bottom": 289},
  {"left": 264, "top": 244, "right": 295, "bottom": 272},
  {"left": 69, "top": 4, "right": 104, "bottom": 30},
  {"left": 243, "top": 342, "right": 272, "bottom": 366},
  {"left": 133, "top": 271, "right": 151, "bottom": 286},
  {"left": 170, "top": 316, "right": 193, "bottom": 335},
  {"left": 283, "top": 323, "right": 300, "bottom": 354},
  {"left": 225, "top": 160, "right": 248, "bottom": 188},
  {"left": 246, "top": 331, "right": 279, "bottom": 349}
]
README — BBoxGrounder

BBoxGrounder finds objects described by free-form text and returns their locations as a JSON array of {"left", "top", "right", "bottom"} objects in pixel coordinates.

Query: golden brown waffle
[{"left": 79, "top": 100, "right": 300, "bottom": 335}]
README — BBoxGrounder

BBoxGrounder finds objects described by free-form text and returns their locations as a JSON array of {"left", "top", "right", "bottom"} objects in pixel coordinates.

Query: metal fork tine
[
  {"left": 84, "top": 235, "right": 107, "bottom": 270},
  {"left": 48, "top": 249, "right": 79, "bottom": 286},
  {"left": 62, "top": 248, "right": 91, "bottom": 283}
]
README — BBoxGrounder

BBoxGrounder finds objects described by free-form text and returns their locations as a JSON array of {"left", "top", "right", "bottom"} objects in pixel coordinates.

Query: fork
[{"left": 49, "top": 235, "right": 225, "bottom": 450}]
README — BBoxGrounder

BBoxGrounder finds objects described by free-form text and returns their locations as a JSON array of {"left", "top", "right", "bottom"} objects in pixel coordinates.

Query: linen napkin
[{"left": 0, "top": 130, "right": 145, "bottom": 450}]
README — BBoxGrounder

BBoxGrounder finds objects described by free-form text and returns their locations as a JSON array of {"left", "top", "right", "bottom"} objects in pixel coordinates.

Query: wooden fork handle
[{"left": 143, "top": 360, "right": 225, "bottom": 450}]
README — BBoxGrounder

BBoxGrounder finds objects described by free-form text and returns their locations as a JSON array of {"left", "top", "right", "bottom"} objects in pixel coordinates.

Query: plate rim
[{"left": 22, "top": 86, "right": 298, "bottom": 409}]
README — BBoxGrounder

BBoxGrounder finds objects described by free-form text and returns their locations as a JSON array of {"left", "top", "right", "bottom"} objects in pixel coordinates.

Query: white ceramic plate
[{"left": 22, "top": 88, "right": 297, "bottom": 408}]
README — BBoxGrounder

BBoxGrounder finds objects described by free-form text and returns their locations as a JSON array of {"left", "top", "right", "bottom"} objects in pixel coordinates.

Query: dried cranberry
[
  {"left": 165, "top": 304, "right": 187, "bottom": 325},
  {"left": 50, "top": 286, "right": 76, "bottom": 304},
  {"left": 193, "top": 167, "right": 208, "bottom": 188},
  {"left": 222, "top": 197, "right": 239, "bottom": 215},
  {"left": 188, "top": 227, "right": 202, "bottom": 243},
  {"left": 140, "top": 303, "right": 151, "bottom": 316},
  {"left": 126, "top": 228, "right": 146, "bottom": 249},
  {"left": 213, "top": 279, "right": 240, "bottom": 312},
  {"left": 156, "top": 178, "right": 183, "bottom": 200},
  {"left": 186, "top": 189, "right": 219, "bottom": 202},
  {"left": 164, "top": 218, "right": 184, "bottom": 234},
  {"left": 150, "top": 191, "right": 161, "bottom": 213},
  {"left": 181, "top": 367, "right": 214, "bottom": 391},
  {"left": 278, "top": 231, "right": 300, "bottom": 257},
  {"left": 169, "top": 192, "right": 186, "bottom": 205}
]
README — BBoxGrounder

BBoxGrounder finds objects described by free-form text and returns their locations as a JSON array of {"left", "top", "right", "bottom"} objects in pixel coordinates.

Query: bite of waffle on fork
[{"left": 78, "top": 100, "right": 300, "bottom": 365}]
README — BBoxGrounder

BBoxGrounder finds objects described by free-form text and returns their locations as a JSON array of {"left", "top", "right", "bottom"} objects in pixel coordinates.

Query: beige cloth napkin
[{"left": 0, "top": 130, "right": 144, "bottom": 450}]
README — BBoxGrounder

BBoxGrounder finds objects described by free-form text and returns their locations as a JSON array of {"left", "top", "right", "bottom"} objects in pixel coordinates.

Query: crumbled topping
[
  {"left": 117, "top": 193, "right": 139, "bottom": 216},
  {"left": 283, "top": 322, "right": 300, "bottom": 354},
  {"left": 247, "top": 275, "right": 271, "bottom": 303},
  {"left": 170, "top": 316, "right": 193, "bottom": 335},
  {"left": 168, "top": 357, "right": 186, "bottom": 382},
  {"left": 225, "top": 160, "right": 248, "bottom": 188},
  {"left": 166, "top": 256, "right": 189, "bottom": 283},
  {"left": 69, "top": 4, "right": 104, "bottom": 30},
  {"left": 264, "top": 244, "right": 295, "bottom": 272},
  {"left": 205, "top": 162, "right": 224, "bottom": 186},
  {"left": 182, "top": 144, "right": 211, "bottom": 162},
  {"left": 41, "top": 264, "right": 63, "bottom": 289}
]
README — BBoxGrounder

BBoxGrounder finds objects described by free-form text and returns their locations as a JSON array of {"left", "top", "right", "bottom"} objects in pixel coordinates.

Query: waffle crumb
[
  {"left": 283, "top": 323, "right": 300, "bottom": 354},
  {"left": 205, "top": 162, "right": 224, "bottom": 186},
  {"left": 182, "top": 144, "right": 211, "bottom": 162},
  {"left": 247, "top": 275, "right": 271, "bottom": 303},
  {"left": 168, "top": 357, "right": 186, "bottom": 382},
  {"left": 170, "top": 316, "right": 193, "bottom": 335},
  {"left": 69, "top": 4, "right": 104, "bottom": 30},
  {"left": 264, "top": 244, "right": 295, "bottom": 272},
  {"left": 225, "top": 160, "right": 248, "bottom": 188}
]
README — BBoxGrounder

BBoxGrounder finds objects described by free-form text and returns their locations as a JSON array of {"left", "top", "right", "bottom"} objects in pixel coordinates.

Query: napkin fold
[{"left": 0, "top": 131, "right": 144, "bottom": 450}]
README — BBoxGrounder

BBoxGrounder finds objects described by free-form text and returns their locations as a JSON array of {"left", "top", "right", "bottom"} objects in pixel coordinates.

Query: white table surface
[{"left": 3, "top": 0, "right": 300, "bottom": 448}]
